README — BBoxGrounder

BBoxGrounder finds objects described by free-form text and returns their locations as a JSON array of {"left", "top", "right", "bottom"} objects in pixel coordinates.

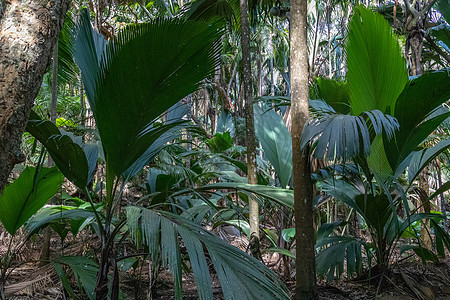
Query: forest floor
[{"left": 2, "top": 228, "right": 450, "bottom": 299}]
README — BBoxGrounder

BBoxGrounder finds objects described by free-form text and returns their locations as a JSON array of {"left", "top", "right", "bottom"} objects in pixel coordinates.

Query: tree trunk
[
  {"left": 240, "top": 0, "right": 260, "bottom": 248},
  {"left": 419, "top": 167, "right": 432, "bottom": 249},
  {"left": 290, "top": 0, "right": 316, "bottom": 299},
  {"left": 40, "top": 42, "right": 59, "bottom": 266},
  {"left": 0, "top": 0, "right": 70, "bottom": 194}
]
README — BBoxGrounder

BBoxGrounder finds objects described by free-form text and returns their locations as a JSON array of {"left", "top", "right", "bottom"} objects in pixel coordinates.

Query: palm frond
[
  {"left": 72, "top": 9, "right": 108, "bottom": 110},
  {"left": 301, "top": 110, "right": 398, "bottom": 162},
  {"left": 74, "top": 16, "right": 224, "bottom": 176},
  {"left": 385, "top": 70, "right": 450, "bottom": 171},
  {"left": 58, "top": 13, "right": 79, "bottom": 87},
  {"left": 126, "top": 207, "right": 290, "bottom": 300},
  {"left": 196, "top": 182, "right": 294, "bottom": 209},
  {"left": 346, "top": 6, "right": 408, "bottom": 115},
  {"left": 254, "top": 105, "right": 292, "bottom": 188},
  {"left": 311, "top": 77, "right": 350, "bottom": 114},
  {"left": 316, "top": 235, "right": 364, "bottom": 281},
  {"left": 408, "top": 139, "right": 450, "bottom": 184}
]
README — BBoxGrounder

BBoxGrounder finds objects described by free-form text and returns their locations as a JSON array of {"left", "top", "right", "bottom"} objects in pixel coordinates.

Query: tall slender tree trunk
[
  {"left": 240, "top": 0, "right": 260, "bottom": 252},
  {"left": 290, "top": 0, "right": 316, "bottom": 298},
  {"left": 0, "top": 0, "right": 71, "bottom": 194},
  {"left": 50, "top": 43, "right": 58, "bottom": 124},
  {"left": 435, "top": 160, "right": 447, "bottom": 231},
  {"left": 40, "top": 42, "right": 60, "bottom": 266}
]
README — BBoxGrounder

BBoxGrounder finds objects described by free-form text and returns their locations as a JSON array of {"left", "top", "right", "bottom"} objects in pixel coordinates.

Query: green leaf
[
  {"left": 72, "top": 9, "right": 107, "bottom": 110},
  {"left": 315, "top": 236, "right": 363, "bottom": 280},
  {"left": 52, "top": 256, "right": 98, "bottom": 300},
  {"left": 74, "top": 18, "right": 223, "bottom": 176},
  {"left": 429, "top": 24, "right": 450, "bottom": 50},
  {"left": 52, "top": 262, "right": 77, "bottom": 299},
  {"left": 197, "top": 182, "right": 294, "bottom": 209},
  {"left": 281, "top": 228, "right": 295, "bottom": 243},
  {"left": 216, "top": 110, "right": 235, "bottom": 136},
  {"left": 26, "top": 110, "right": 89, "bottom": 188},
  {"left": 254, "top": 105, "right": 292, "bottom": 188},
  {"left": 206, "top": 132, "right": 233, "bottom": 153},
  {"left": 399, "top": 245, "right": 439, "bottom": 264},
  {"left": 311, "top": 77, "right": 350, "bottom": 114},
  {"left": 437, "top": 0, "right": 450, "bottom": 23},
  {"left": 347, "top": 6, "right": 408, "bottom": 116},
  {"left": 57, "top": 14, "right": 78, "bottom": 87},
  {"left": 214, "top": 220, "right": 250, "bottom": 237},
  {"left": 431, "top": 219, "right": 450, "bottom": 257},
  {"left": 26, "top": 207, "right": 96, "bottom": 237},
  {"left": 386, "top": 70, "right": 450, "bottom": 171},
  {"left": 316, "top": 222, "right": 345, "bottom": 241},
  {"left": 316, "top": 179, "right": 361, "bottom": 213},
  {"left": 302, "top": 110, "right": 399, "bottom": 162},
  {"left": 263, "top": 247, "right": 295, "bottom": 259},
  {"left": 184, "top": 0, "right": 240, "bottom": 25},
  {"left": 429, "top": 180, "right": 450, "bottom": 200},
  {"left": 408, "top": 139, "right": 450, "bottom": 184},
  {"left": 83, "top": 144, "right": 99, "bottom": 184},
  {"left": 128, "top": 207, "right": 290, "bottom": 300},
  {"left": 177, "top": 227, "right": 214, "bottom": 300},
  {"left": 160, "top": 217, "right": 183, "bottom": 300},
  {"left": 0, "top": 167, "right": 63, "bottom": 235},
  {"left": 355, "top": 193, "right": 391, "bottom": 235}
]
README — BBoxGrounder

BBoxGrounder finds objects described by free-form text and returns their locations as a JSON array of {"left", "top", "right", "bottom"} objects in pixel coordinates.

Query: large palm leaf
[
  {"left": 346, "top": 6, "right": 408, "bottom": 116},
  {"left": 303, "top": 7, "right": 404, "bottom": 163},
  {"left": 26, "top": 110, "right": 91, "bottom": 188},
  {"left": 384, "top": 70, "right": 450, "bottom": 172},
  {"left": 254, "top": 105, "right": 292, "bottom": 188},
  {"left": 73, "top": 11, "right": 224, "bottom": 177},
  {"left": 127, "top": 207, "right": 290, "bottom": 300},
  {"left": 301, "top": 107, "right": 399, "bottom": 162}
]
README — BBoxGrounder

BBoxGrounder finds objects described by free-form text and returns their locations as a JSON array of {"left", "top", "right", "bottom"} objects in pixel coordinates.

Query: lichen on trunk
[{"left": 0, "top": 0, "right": 70, "bottom": 194}]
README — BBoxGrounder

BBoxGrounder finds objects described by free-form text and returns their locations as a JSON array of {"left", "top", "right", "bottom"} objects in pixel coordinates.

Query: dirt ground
[
  {"left": 2, "top": 228, "right": 450, "bottom": 299},
  {"left": 4, "top": 250, "right": 450, "bottom": 299}
]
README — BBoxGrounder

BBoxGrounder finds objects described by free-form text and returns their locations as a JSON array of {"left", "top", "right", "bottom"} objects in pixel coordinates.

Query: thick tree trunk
[
  {"left": 240, "top": 0, "right": 260, "bottom": 252},
  {"left": 0, "top": 0, "right": 70, "bottom": 194},
  {"left": 290, "top": 0, "right": 316, "bottom": 299}
]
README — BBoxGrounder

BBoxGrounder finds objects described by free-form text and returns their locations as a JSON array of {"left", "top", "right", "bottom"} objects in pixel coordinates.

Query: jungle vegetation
[{"left": 0, "top": 0, "right": 449, "bottom": 299}]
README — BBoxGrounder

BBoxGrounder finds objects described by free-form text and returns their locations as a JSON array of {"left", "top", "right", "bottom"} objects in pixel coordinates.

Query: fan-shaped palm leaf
[
  {"left": 73, "top": 12, "right": 224, "bottom": 177},
  {"left": 195, "top": 182, "right": 294, "bottom": 209},
  {"left": 346, "top": 6, "right": 408, "bottom": 116},
  {"left": 301, "top": 109, "right": 399, "bottom": 162},
  {"left": 126, "top": 207, "right": 290, "bottom": 300},
  {"left": 183, "top": 0, "right": 240, "bottom": 24}
]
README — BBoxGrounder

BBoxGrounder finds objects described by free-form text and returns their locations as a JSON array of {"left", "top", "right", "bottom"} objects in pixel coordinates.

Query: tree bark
[
  {"left": 290, "top": 0, "right": 316, "bottom": 299},
  {"left": 0, "top": 0, "right": 70, "bottom": 194},
  {"left": 240, "top": 0, "right": 259, "bottom": 246}
]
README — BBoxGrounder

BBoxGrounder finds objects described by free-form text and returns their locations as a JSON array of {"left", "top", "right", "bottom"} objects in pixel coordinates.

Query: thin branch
[
  {"left": 227, "top": 61, "right": 238, "bottom": 96},
  {"left": 404, "top": 0, "right": 419, "bottom": 16},
  {"left": 138, "top": 0, "right": 154, "bottom": 20},
  {"left": 425, "top": 35, "right": 450, "bottom": 65}
]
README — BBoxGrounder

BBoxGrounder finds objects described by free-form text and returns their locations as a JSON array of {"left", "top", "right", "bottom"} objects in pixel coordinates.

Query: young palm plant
[
  {"left": 26, "top": 9, "right": 289, "bottom": 300},
  {"left": 302, "top": 6, "right": 450, "bottom": 280}
]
